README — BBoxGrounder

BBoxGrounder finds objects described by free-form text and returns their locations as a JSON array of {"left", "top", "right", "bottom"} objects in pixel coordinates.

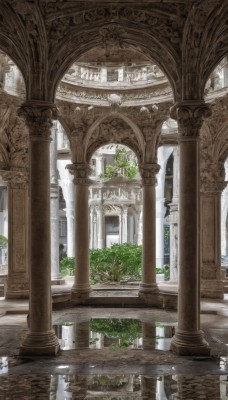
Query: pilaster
[
  {"left": 3, "top": 170, "right": 29, "bottom": 299},
  {"left": 200, "top": 161, "right": 226, "bottom": 299}
]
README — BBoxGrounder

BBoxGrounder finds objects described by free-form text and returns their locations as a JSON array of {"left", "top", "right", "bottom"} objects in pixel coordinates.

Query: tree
[{"left": 100, "top": 147, "right": 138, "bottom": 180}]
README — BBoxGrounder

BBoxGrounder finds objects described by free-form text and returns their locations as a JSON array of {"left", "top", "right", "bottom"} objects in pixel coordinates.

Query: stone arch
[
  {"left": 196, "top": 3, "right": 228, "bottom": 98},
  {"left": 84, "top": 111, "right": 144, "bottom": 164},
  {"left": 50, "top": 23, "right": 179, "bottom": 102}
]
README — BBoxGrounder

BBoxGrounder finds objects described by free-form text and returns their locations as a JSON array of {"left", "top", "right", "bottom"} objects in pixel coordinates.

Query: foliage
[
  {"left": 0, "top": 235, "right": 8, "bottom": 248},
  {"left": 100, "top": 148, "right": 138, "bottom": 180},
  {"left": 60, "top": 244, "right": 170, "bottom": 282},
  {"left": 90, "top": 243, "right": 142, "bottom": 284},
  {"left": 156, "top": 264, "right": 170, "bottom": 280},
  {"left": 90, "top": 318, "right": 142, "bottom": 348},
  {"left": 60, "top": 256, "right": 75, "bottom": 276}
]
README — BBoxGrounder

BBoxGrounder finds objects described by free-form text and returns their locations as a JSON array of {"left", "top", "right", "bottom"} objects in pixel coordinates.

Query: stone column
[
  {"left": 200, "top": 161, "right": 225, "bottom": 299},
  {"left": 18, "top": 101, "right": 59, "bottom": 356},
  {"left": 169, "top": 146, "right": 180, "bottom": 282},
  {"left": 139, "top": 163, "right": 160, "bottom": 294},
  {"left": 156, "top": 146, "right": 173, "bottom": 268},
  {"left": 50, "top": 123, "right": 61, "bottom": 280},
  {"left": 122, "top": 206, "right": 128, "bottom": 243},
  {"left": 67, "top": 163, "right": 91, "bottom": 300},
  {"left": 170, "top": 102, "right": 211, "bottom": 356},
  {"left": 58, "top": 161, "right": 75, "bottom": 258},
  {"left": 3, "top": 171, "right": 29, "bottom": 299},
  {"left": 89, "top": 206, "right": 94, "bottom": 249},
  {"left": 137, "top": 205, "right": 143, "bottom": 245},
  {"left": 96, "top": 205, "right": 104, "bottom": 249}
]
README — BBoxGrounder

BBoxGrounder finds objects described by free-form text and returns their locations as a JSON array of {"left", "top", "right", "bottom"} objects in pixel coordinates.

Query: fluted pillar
[
  {"left": 170, "top": 102, "right": 211, "bottom": 356},
  {"left": 18, "top": 101, "right": 59, "bottom": 356},
  {"left": 67, "top": 163, "right": 91, "bottom": 300},
  {"left": 139, "top": 163, "right": 160, "bottom": 294},
  {"left": 3, "top": 171, "right": 29, "bottom": 299}
]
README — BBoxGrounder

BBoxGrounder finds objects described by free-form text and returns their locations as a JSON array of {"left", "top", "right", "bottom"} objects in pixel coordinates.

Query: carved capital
[
  {"left": 66, "top": 163, "right": 92, "bottom": 185},
  {"left": 18, "top": 101, "right": 57, "bottom": 141},
  {"left": 200, "top": 160, "right": 226, "bottom": 193},
  {"left": 1, "top": 170, "right": 28, "bottom": 189},
  {"left": 139, "top": 163, "right": 160, "bottom": 186},
  {"left": 171, "top": 102, "right": 211, "bottom": 138}
]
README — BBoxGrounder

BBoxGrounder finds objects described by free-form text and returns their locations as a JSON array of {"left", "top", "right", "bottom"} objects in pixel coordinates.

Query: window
[
  {"left": 107, "top": 69, "right": 118, "bottom": 82},
  {"left": 59, "top": 220, "right": 67, "bottom": 237}
]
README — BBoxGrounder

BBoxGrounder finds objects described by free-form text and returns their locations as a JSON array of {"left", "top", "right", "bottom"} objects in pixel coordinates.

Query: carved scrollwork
[
  {"left": 171, "top": 102, "right": 211, "bottom": 137},
  {"left": 18, "top": 101, "right": 57, "bottom": 141},
  {"left": 99, "top": 25, "right": 126, "bottom": 48},
  {"left": 139, "top": 163, "right": 160, "bottom": 186},
  {"left": 66, "top": 163, "right": 92, "bottom": 185}
]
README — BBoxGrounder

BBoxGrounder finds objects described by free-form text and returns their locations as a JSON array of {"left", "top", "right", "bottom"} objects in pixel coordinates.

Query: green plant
[
  {"left": 100, "top": 148, "right": 138, "bottom": 180},
  {"left": 60, "top": 244, "right": 170, "bottom": 283},
  {"left": 156, "top": 264, "right": 170, "bottom": 280},
  {"left": 0, "top": 235, "right": 8, "bottom": 248},
  {"left": 90, "top": 318, "right": 142, "bottom": 348},
  {"left": 90, "top": 243, "right": 142, "bottom": 284},
  {"left": 60, "top": 256, "right": 75, "bottom": 276}
]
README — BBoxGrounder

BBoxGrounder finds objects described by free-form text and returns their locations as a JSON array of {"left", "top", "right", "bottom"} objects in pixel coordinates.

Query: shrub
[
  {"left": 60, "top": 256, "right": 75, "bottom": 276},
  {"left": 90, "top": 243, "right": 142, "bottom": 284},
  {"left": 60, "top": 243, "right": 170, "bottom": 283}
]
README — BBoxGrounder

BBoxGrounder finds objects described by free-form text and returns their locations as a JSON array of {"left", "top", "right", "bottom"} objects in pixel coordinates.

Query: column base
[
  {"left": 170, "top": 329, "right": 210, "bottom": 356},
  {"left": 139, "top": 283, "right": 159, "bottom": 294},
  {"left": 201, "top": 279, "right": 224, "bottom": 299},
  {"left": 71, "top": 283, "right": 92, "bottom": 300},
  {"left": 5, "top": 282, "right": 29, "bottom": 299},
  {"left": 51, "top": 277, "right": 66, "bottom": 285},
  {"left": 19, "top": 330, "right": 60, "bottom": 356}
]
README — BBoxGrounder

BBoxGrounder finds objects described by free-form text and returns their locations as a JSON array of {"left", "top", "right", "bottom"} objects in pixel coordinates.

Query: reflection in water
[
  {"left": 54, "top": 319, "right": 177, "bottom": 351},
  {"left": 0, "top": 357, "right": 8, "bottom": 374},
  {"left": 0, "top": 373, "right": 226, "bottom": 399}
]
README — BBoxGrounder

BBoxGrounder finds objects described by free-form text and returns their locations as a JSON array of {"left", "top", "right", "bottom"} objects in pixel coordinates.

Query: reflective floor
[{"left": 1, "top": 306, "right": 228, "bottom": 399}]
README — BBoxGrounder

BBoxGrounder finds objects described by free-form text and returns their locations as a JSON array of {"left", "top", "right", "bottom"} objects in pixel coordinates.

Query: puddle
[
  {"left": 54, "top": 319, "right": 176, "bottom": 351},
  {"left": 0, "top": 357, "right": 8, "bottom": 374},
  {"left": 0, "top": 373, "right": 226, "bottom": 399}
]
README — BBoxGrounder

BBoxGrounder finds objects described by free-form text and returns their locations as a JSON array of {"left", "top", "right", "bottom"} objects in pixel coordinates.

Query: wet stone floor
[{"left": 1, "top": 307, "right": 228, "bottom": 399}]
